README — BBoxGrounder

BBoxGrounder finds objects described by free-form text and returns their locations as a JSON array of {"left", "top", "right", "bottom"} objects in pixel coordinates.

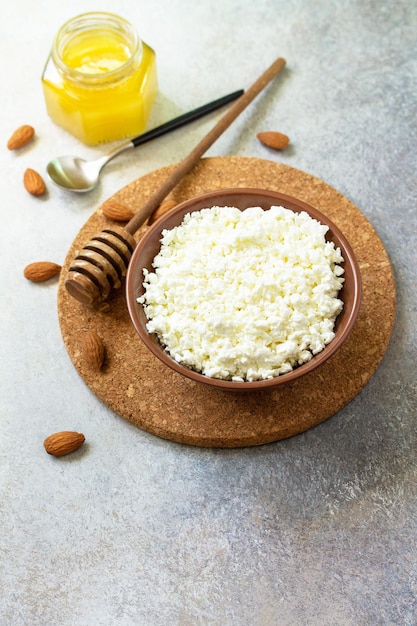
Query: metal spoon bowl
[
  {"left": 46, "top": 90, "right": 244, "bottom": 193},
  {"left": 47, "top": 143, "right": 133, "bottom": 193}
]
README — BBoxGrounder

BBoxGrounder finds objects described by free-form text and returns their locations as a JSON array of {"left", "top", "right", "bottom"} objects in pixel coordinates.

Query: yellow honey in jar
[{"left": 42, "top": 12, "right": 157, "bottom": 145}]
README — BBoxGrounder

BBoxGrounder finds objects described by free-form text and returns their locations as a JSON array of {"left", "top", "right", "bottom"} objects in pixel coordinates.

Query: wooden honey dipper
[{"left": 65, "top": 57, "right": 286, "bottom": 306}]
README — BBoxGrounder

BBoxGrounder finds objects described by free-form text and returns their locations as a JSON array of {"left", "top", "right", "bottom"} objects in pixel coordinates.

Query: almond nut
[
  {"left": 102, "top": 200, "right": 134, "bottom": 222},
  {"left": 148, "top": 199, "right": 177, "bottom": 225},
  {"left": 82, "top": 331, "right": 106, "bottom": 370},
  {"left": 24, "top": 168, "right": 46, "bottom": 196},
  {"left": 257, "top": 131, "right": 290, "bottom": 150},
  {"left": 44, "top": 431, "right": 85, "bottom": 457},
  {"left": 24, "top": 261, "right": 62, "bottom": 282},
  {"left": 7, "top": 125, "right": 35, "bottom": 150}
]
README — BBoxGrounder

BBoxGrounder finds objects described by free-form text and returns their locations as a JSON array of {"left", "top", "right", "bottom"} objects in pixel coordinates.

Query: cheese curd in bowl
[
  {"left": 126, "top": 189, "right": 362, "bottom": 391},
  {"left": 138, "top": 205, "right": 344, "bottom": 381}
]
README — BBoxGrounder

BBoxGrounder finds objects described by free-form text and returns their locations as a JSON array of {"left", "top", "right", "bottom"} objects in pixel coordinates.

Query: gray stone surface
[{"left": 1, "top": 1, "right": 416, "bottom": 624}]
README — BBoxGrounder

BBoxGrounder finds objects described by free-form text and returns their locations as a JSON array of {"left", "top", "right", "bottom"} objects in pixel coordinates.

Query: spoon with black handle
[{"left": 46, "top": 89, "right": 244, "bottom": 192}]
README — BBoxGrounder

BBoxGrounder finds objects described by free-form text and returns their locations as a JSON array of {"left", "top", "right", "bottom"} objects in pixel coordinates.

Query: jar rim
[{"left": 51, "top": 11, "right": 143, "bottom": 86}]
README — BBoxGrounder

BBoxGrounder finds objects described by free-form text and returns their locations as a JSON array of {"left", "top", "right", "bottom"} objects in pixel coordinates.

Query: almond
[
  {"left": 7, "top": 124, "right": 35, "bottom": 150},
  {"left": 148, "top": 199, "right": 177, "bottom": 225},
  {"left": 257, "top": 131, "right": 290, "bottom": 150},
  {"left": 82, "top": 331, "right": 106, "bottom": 370},
  {"left": 24, "top": 168, "right": 46, "bottom": 196},
  {"left": 102, "top": 199, "right": 134, "bottom": 222},
  {"left": 44, "top": 431, "right": 85, "bottom": 457},
  {"left": 24, "top": 261, "right": 62, "bottom": 282}
]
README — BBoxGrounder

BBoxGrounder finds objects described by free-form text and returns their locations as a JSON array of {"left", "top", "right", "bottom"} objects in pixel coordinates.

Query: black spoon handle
[{"left": 131, "top": 89, "right": 244, "bottom": 148}]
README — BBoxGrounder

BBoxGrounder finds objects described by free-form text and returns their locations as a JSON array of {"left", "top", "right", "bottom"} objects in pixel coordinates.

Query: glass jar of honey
[{"left": 42, "top": 12, "right": 158, "bottom": 145}]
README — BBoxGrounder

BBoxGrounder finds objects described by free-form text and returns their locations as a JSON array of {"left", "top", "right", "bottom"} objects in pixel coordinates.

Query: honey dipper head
[{"left": 65, "top": 226, "right": 137, "bottom": 306}]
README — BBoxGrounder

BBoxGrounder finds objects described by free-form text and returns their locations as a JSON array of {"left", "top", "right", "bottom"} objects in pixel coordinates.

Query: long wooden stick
[
  {"left": 125, "top": 57, "right": 286, "bottom": 234},
  {"left": 65, "top": 57, "right": 286, "bottom": 306}
]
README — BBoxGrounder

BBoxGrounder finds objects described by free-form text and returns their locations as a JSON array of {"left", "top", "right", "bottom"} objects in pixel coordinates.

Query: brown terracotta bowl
[{"left": 126, "top": 188, "right": 362, "bottom": 391}]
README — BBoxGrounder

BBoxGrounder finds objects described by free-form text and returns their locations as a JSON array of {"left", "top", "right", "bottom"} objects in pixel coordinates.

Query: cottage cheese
[{"left": 138, "top": 205, "right": 344, "bottom": 382}]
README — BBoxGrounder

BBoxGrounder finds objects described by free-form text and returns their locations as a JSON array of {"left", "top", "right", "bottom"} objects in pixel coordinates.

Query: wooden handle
[
  {"left": 125, "top": 56, "right": 286, "bottom": 235},
  {"left": 65, "top": 56, "right": 286, "bottom": 306}
]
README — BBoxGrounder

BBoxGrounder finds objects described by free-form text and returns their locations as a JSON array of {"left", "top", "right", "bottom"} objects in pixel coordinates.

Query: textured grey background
[{"left": 1, "top": 1, "right": 416, "bottom": 624}]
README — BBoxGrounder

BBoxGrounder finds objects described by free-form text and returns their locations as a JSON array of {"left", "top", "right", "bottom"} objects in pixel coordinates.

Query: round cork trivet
[{"left": 58, "top": 157, "right": 396, "bottom": 447}]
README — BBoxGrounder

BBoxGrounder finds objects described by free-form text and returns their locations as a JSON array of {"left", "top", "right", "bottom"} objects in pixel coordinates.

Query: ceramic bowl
[{"left": 126, "top": 188, "right": 362, "bottom": 391}]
